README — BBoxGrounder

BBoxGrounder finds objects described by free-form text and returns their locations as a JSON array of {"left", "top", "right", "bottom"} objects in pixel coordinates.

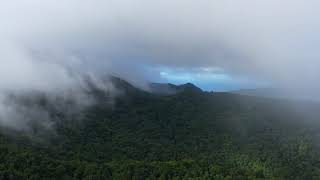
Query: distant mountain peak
[
  {"left": 88, "top": 75, "right": 203, "bottom": 96},
  {"left": 149, "top": 82, "right": 202, "bottom": 95},
  {"left": 179, "top": 83, "right": 202, "bottom": 92}
]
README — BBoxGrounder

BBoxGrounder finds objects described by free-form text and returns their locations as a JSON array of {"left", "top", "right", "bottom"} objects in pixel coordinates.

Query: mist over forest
[{"left": 1, "top": 1, "right": 320, "bottom": 179}]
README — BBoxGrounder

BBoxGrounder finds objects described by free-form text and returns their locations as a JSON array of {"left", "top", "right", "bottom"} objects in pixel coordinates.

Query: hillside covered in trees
[{"left": 1, "top": 78, "right": 320, "bottom": 179}]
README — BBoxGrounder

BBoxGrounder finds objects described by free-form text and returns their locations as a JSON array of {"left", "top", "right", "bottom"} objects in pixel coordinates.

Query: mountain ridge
[
  {"left": 1, "top": 77, "right": 320, "bottom": 179},
  {"left": 148, "top": 82, "right": 202, "bottom": 95}
]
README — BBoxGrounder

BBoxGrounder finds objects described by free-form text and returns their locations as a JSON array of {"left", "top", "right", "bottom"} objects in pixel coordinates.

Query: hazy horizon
[{"left": 1, "top": 0, "right": 320, "bottom": 130}]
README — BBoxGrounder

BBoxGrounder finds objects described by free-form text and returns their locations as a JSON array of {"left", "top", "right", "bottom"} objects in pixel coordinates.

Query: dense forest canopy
[
  {"left": 1, "top": 77, "right": 320, "bottom": 179},
  {"left": 3, "top": 1, "right": 320, "bottom": 179}
]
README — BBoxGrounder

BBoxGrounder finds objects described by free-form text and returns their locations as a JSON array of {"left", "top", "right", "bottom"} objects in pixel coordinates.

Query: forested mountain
[
  {"left": 1, "top": 78, "right": 320, "bottom": 179},
  {"left": 149, "top": 82, "right": 202, "bottom": 95}
]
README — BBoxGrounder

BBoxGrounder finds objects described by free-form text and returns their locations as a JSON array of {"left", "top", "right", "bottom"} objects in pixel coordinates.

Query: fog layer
[{"left": 1, "top": 0, "right": 320, "bottom": 130}]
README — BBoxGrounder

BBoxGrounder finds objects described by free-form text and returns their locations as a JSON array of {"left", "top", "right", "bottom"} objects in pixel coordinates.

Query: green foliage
[{"left": 1, "top": 84, "right": 320, "bottom": 179}]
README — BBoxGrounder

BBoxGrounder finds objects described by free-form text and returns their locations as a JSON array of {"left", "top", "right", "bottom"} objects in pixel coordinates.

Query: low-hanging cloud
[{"left": 1, "top": 0, "right": 320, "bottom": 130}]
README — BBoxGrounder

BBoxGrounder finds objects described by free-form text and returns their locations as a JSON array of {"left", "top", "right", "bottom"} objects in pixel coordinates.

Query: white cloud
[{"left": 1, "top": 0, "right": 320, "bottom": 130}]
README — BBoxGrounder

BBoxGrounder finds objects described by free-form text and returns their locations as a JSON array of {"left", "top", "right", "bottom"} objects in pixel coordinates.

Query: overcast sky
[{"left": 1, "top": 0, "right": 320, "bottom": 92}]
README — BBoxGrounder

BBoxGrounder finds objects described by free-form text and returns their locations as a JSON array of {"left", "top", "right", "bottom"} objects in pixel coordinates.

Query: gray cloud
[{"left": 1, "top": 0, "right": 320, "bottom": 130}]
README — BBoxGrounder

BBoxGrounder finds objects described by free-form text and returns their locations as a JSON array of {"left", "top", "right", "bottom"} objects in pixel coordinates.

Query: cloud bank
[
  {"left": 1, "top": 0, "right": 320, "bottom": 130},
  {"left": 2, "top": 0, "right": 320, "bottom": 85}
]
